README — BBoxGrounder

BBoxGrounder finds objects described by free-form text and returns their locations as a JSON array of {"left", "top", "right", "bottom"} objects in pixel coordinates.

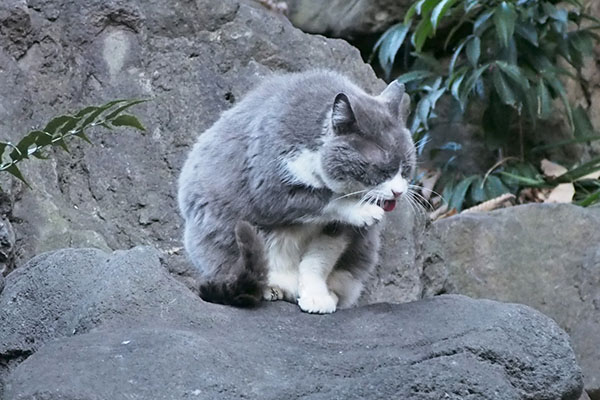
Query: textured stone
[
  {"left": 1, "top": 247, "right": 584, "bottom": 400},
  {"left": 360, "top": 203, "right": 427, "bottom": 305},
  {"left": 421, "top": 203, "right": 600, "bottom": 398},
  {"left": 284, "top": 0, "right": 412, "bottom": 40}
]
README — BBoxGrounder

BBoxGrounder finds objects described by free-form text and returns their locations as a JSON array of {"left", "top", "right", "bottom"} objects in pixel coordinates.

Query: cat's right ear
[
  {"left": 331, "top": 93, "right": 356, "bottom": 134},
  {"left": 379, "top": 80, "right": 411, "bottom": 122}
]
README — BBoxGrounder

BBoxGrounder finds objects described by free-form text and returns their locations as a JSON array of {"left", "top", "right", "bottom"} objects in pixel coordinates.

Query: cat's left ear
[
  {"left": 331, "top": 93, "right": 356, "bottom": 134},
  {"left": 379, "top": 80, "right": 411, "bottom": 122}
]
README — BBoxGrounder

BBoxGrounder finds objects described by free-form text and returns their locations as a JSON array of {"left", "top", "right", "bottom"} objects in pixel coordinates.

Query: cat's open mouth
[{"left": 379, "top": 199, "right": 396, "bottom": 212}]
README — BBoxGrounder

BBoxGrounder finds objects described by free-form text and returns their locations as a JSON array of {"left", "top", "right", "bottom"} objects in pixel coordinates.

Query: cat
[{"left": 178, "top": 69, "right": 415, "bottom": 314}]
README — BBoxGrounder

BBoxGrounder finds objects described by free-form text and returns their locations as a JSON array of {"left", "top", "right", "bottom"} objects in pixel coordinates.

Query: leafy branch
[
  {"left": 372, "top": 0, "right": 600, "bottom": 210},
  {"left": 0, "top": 99, "right": 147, "bottom": 191}
]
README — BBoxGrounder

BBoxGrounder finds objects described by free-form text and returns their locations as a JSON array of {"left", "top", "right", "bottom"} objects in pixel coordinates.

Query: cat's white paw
[
  {"left": 263, "top": 286, "right": 284, "bottom": 301},
  {"left": 348, "top": 203, "right": 384, "bottom": 227},
  {"left": 297, "top": 292, "right": 337, "bottom": 314}
]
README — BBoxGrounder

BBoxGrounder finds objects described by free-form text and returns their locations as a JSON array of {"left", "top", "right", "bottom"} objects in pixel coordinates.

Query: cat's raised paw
[
  {"left": 297, "top": 292, "right": 337, "bottom": 314},
  {"left": 349, "top": 203, "right": 384, "bottom": 227}
]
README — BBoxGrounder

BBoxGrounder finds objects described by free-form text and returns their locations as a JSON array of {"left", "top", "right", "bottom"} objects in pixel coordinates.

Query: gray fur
[{"left": 178, "top": 69, "right": 415, "bottom": 308}]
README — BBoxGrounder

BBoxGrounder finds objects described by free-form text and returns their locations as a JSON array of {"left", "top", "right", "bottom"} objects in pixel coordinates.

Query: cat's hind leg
[{"left": 327, "top": 270, "right": 364, "bottom": 309}]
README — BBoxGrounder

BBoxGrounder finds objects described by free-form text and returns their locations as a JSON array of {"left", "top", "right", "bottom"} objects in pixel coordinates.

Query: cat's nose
[{"left": 392, "top": 190, "right": 402, "bottom": 198}]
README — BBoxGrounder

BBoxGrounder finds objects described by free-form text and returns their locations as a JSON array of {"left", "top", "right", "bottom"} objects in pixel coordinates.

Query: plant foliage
[
  {"left": 0, "top": 99, "right": 147, "bottom": 191},
  {"left": 373, "top": 0, "right": 600, "bottom": 209}
]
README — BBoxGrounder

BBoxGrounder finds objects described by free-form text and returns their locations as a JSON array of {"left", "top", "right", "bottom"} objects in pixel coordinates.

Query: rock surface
[
  {"left": 421, "top": 203, "right": 600, "bottom": 399},
  {"left": 360, "top": 203, "right": 427, "bottom": 305},
  {"left": 1, "top": 247, "right": 584, "bottom": 400},
  {"left": 284, "top": 0, "right": 411, "bottom": 40}
]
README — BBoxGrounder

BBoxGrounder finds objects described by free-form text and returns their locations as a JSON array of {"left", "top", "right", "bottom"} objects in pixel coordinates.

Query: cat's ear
[
  {"left": 331, "top": 93, "right": 356, "bottom": 133},
  {"left": 379, "top": 80, "right": 411, "bottom": 122}
]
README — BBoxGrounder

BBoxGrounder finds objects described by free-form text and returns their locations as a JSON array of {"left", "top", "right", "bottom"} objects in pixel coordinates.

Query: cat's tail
[{"left": 199, "top": 220, "right": 268, "bottom": 307}]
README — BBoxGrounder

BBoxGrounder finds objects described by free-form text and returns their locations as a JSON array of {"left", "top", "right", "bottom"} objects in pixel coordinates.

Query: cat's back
[{"left": 178, "top": 70, "right": 361, "bottom": 218}]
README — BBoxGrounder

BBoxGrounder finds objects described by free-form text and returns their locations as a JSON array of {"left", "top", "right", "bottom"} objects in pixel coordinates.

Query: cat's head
[{"left": 321, "top": 80, "right": 416, "bottom": 211}]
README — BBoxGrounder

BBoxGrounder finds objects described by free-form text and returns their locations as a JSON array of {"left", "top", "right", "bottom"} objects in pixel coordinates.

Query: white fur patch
[
  {"left": 377, "top": 170, "right": 408, "bottom": 198},
  {"left": 284, "top": 149, "right": 326, "bottom": 189}
]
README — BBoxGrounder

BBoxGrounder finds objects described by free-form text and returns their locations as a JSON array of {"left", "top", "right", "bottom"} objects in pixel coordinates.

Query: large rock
[
  {"left": 0, "top": 0, "right": 385, "bottom": 276},
  {"left": 360, "top": 203, "right": 427, "bottom": 305},
  {"left": 421, "top": 203, "right": 600, "bottom": 399},
  {"left": 284, "top": 0, "right": 411, "bottom": 40},
  {"left": 1, "top": 247, "right": 584, "bottom": 399}
]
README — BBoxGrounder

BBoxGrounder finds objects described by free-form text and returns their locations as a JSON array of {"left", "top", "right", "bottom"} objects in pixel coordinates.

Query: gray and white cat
[{"left": 178, "top": 70, "right": 415, "bottom": 314}]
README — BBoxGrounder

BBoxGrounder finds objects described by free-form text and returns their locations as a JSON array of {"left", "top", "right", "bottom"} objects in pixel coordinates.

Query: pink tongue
[{"left": 382, "top": 199, "right": 396, "bottom": 212}]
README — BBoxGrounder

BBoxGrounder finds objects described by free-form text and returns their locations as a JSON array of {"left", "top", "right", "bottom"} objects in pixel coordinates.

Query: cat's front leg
[
  {"left": 322, "top": 199, "right": 384, "bottom": 228},
  {"left": 297, "top": 234, "right": 348, "bottom": 314}
]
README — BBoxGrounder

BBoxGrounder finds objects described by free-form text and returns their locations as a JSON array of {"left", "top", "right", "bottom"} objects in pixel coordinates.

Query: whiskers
[
  {"left": 402, "top": 183, "right": 444, "bottom": 222},
  {"left": 332, "top": 188, "right": 384, "bottom": 207},
  {"left": 332, "top": 189, "right": 369, "bottom": 202}
]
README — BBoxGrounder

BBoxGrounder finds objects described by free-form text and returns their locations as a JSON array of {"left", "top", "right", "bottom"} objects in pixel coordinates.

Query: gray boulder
[
  {"left": 1, "top": 247, "right": 584, "bottom": 399},
  {"left": 284, "top": 0, "right": 412, "bottom": 40},
  {"left": 360, "top": 203, "right": 427, "bottom": 305},
  {"left": 421, "top": 203, "right": 600, "bottom": 399}
]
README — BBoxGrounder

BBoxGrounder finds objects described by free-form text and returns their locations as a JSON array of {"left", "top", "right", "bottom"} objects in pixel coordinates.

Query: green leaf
[
  {"left": 515, "top": 23, "right": 539, "bottom": 46},
  {"left": 545, "top": 76, "right": 574, "bottom": 131},
  {"left": 449, "top": 175, "right": 478, "bottom": 211},
  {"left": 431, "top": 0, "right": 459, "bottom": 31},
  {"left": 4, "top": 164, "right": 30, "bottom": 187},
  {"left": 466, "top": 36, "right": 480, "bottom": 66},
  {"left": 44, "top": 115, "right": 74, "bottom": 135},
  {"left": 494, "top": 2, "right": 516, "bottom": 48},
  {"left": 573, "top": 105, "right": 595, "bottom": 139},
  {"left": 484, "top": 175, "right": 512, "bottom": 198},
  {"left": 58, "top": 116, "right": 82, "bottom": 135},
  {"left": 469, "top": 176, "right": 487, "bottom": 204},
  {"left": 536, "top": 80, "right": 552, "bottom": 119},
  {"left": 110, "top": 114, "right": 146, "bottom": 131},
  {"left": 569, "top": 31, "right": 595, "bottom": 55},
  {"left": 473, "top": 10, "right": 494, "bottom": 36},
  {"left": 80, "top": 99, "right": 129, "bottom": 127},
  {"left": 394, "top": 70, "right": 435, "bottom": 84},
  {"left": 417, "top": 98, "right": 432, "bottom": 130},
  {"left": 376, "top": 23, "right": 411, "bottom": 78},
  {"left": 404, "top": 1, "right": 419, "bottom": 24},
  {"left": 492, "top": 67, "right": 517, "bottom": 106},
  {"left": 74, "top": 129, "right": 93, "bottom": 144},
  {"left": 413, "top": 18, "right": 434, "bottom": 52},
  {"left": 75, "top": 106, "right": 100, "bottom": 118},
  {"left": 496, "top": 61, "right": 530, "bottom": 90},
  {"left": 576, "top": 189, "right": 600, "bottom": 207},
  {"left": 497, "top": 171, "right": 546, "bottom": 187},
  {"left": 448, "top": 37, "right": 469, "bottom": 74},
  {"left": 0, "top": 142, "right": 6, "bottom": 160},
  {"left": 9, "top": 131, "right": 43, "bottom": 161},
  {"left": 450, "top": 69, "right": 467, "bottom": 101},
  {"left": 459, "top": 64, "right": 488, "bottom": 108},
  {"left": 417, "top": 0, "right": 440, "bottom": 16},
  {"left": 555, "top": 156, "right": 600, "bottom": 183}
]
